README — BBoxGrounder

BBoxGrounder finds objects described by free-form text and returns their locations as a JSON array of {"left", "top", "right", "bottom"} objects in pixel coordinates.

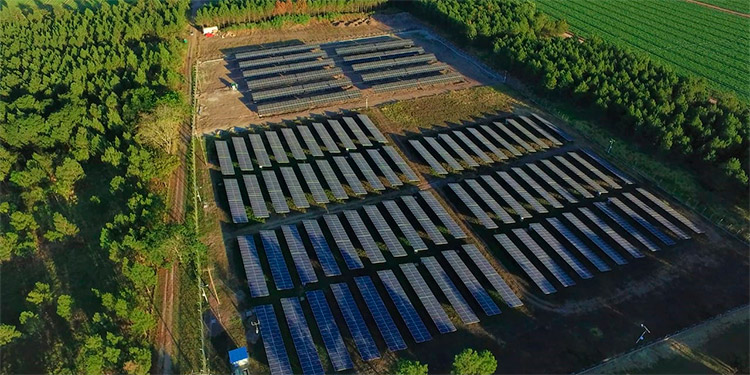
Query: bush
[
  {"left": 451, "top": 348, "right": 497, "bottom": 375},
  {"left": 394, "top": 359, "right": 428, "bottom": 375}
]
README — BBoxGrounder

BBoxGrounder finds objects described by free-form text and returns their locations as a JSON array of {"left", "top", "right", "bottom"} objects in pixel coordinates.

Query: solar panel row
[
  {"left": 383, "top": 146, "right": 419, "bottom": 182},
  {"left": 255, "top": 304, "right": 294, "bottom": 375},
  {"left": 449, "top": 183, "right": 498, "bottom": 229},
  {"left": 568, "top": 151, "right": 621, "bottom": 189},
  {"left": 249, "top": 134, "right": 272, "bottom": 168},
  {"left": 512, "top": 229, "right": 575, "bottom": 287},
  {"left": 342, "top": 117, "right": 372, "bottom": 147},
  {"left": 280, "top": 298, "right": 325, "bottom": 375},
  {"left": 518, "top": 116, "right": 563, "bottom": 146},
  {"left": 327, "top": 119, "right": 357, "bottom": 150},
  {"left": 529, "top": 223, "right": 593, "bottom": 279},
  {"left": 329, "top": 282, "right": 381, "bottom": 361},
  {"left": 419, "top": 191, "right": 467, "bottom": 239},
  {"left": 281, "top": 128, "right": 307, "bottom": 161},
  {"left": 547, "top": 218, "right": 611, "bottom": 272},
  {"left": 242, "top": 174, "right": 269, "bottom": 218},
  {"left": 224, "top": 178, "right": 248, "bottom": 223},
  {"left": 443, "top": 250, "right": 502, "bottom": 316},
  {"left": 465, "top": 127, "right": 508, "bottom": 161},
  {"left": 378, "top": 270, "right": 432, "bottom": 343},
  {"left": 316, "top": 160, "right": 347, "bottom": 200},
  {"left": 247, "top": 67, "right": 343, "bottom": 91},
  {"left": 481, "top": 125, "right": 522, "bottom": 157},
  {"left": 215, "top": 140, "right": 234, "bottom": 175},
  {"left": 237, "top": 236, "right": 269, "bottom": 297},
  {"left": 371, "top": 72, "right": 463, "bottom": 93},
  {"left": 497, "top": 171, "right": 548, "bottom": 214},
  {"left": 302, "top": 220, "right": 341, "bottom": 277},
  {"left": 231, "top": 137, "right": 254, "bottom": 171},
  {"left": 578, "top": 207, "right": 644, "bottom": 259},
  {"left": 361, "top": 63, "right": 448, "bottom": 82},
  {"left": 495, "top": 234, "right": 557, "bottom": 294},
  {"left": 636, "top": 188, "right": 702, "bottom": 234},
  {"left": 262, "top": 170, "right": 290, "bottom": 214},
  {"left": 252, "top": 77, "right": 352, "bottom": 102},
  {"left": 400, "top": 263, "right": 456, "bottom": 334},
  {"left": 421, "top": 256, "right": 480, "bottom": 324},
  {"left": 352, "top": 53, "right": 437, "bottom": 72},
  {"left": 461, "top": 244, "right": 523, "bottom": 307},
  {"left": 480, "top": 175, "right": 533, "bottom": 220},
  {"left": 465, "top": 179, "right": 515, "bottom": 224},
  {"left": 333, "top": 156, "right": 366, "bottom": 195},
  {"left": 425, "top": 137, "right": 463, "bottom": 171},
  {"left": 594, "top": 202, "right": 661, "bottom": 252},
  {"left": 609, "top": 198, "right": 675, "bottom": 245},
  {"left": 401, "top": 196, "right": 448, "bottom": 245},
  {"left": 260, "top": 230, "right": 294, "bottom": 290},
  {"left": 341, "top": 46, "right": 424, "bottom": 63},
  {"left": 350, "top": 153, "right": 385, "bottom": 191},
  {"left": 367, "top": 149, "right": 403, "bottom": 186},
  {"left": 511, "top": 167, "right": 563, "bottom": 209},
  {"left": 236, "top": 43, "right": 319, "bottom": 60},
  {"left": 507, "top": 118, "right": 548, "bottom": 150},
  {"left": 494, "top": 122, "right": 535, "bottom": 153},
  {"left": 297, "top": 126, "right": 324, "bottom": 157},
  {"left": 313, "top": 122, "right": 340, "bottom": 154},
  {"left": 561, "top": 212, "right": 628, "bottom": 265},
  {"left": 364, "top": 205, "right": 408, "bottom": 257},
  {"left": 383, "top": 200, "right": 428, "bottom": 251},
  {"left": 280, "top": 167, "right": 309, "bottom": 209},
  {"left": 243, "top": 58, "right": 334, "bottom": 79},
  {"left": 298, "top": 163, "right": 329, "bottom": 204},
  {"left": 323, "top": 214, "right": 364, "bottom": 270},
  {"left": 336, "top": 39, "right": 413, "bottom": 56},
  {"left": 305, "top": 290, "right": 353, "bottom": 371},
  {"left": 281, "top": 225, "right": 318, "bottom": 285},
  {"left": 357, "top": 114, "right": 388, "bottom": 144},
  {"left": 257, "top": 90, "right": 361, "bottom": 117},
  {"left": 343, "top": 210, "right": 386, "bottom": 264},
  {"left": 439, "top": 133, "right": 478, "bottom": 167},
  {"left": 453, "top": 130, "right": 493, "bottom": 164},
  {"left": 239, "top": 49, "right": 327, "bottom": 70}
]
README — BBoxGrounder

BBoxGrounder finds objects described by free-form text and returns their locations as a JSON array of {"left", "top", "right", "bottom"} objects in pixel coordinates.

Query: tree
[
  {"left": 0, "top": 324, "right": 22, "bottom": 346},
  {"left": 451, "top": 348, "right": 497, "bottom": 375},
  {"left": 45, "top": 212, "right": 80, "bottom": 242},
  {"left": 394, "top": 359, "right": 428, "bottom": 375},
  {"left": 57, "top": 295, "right": 74, "bottom": 320},
  {"left": 26, "top": 282, "right": 53, "bottom": 306}
]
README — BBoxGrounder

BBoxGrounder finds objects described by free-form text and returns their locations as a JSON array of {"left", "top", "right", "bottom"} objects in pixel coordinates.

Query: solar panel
[
  {"left": 312, "top": 122, "right": 340, "bottom": 154},
  {"left": 367, "top": 149, "right": 403, "bottom": 186},
  {"left": 466, "top": 127, "right": 508, "bottom": 160},
  {"left": 527, "top": 163, "right": 578, "bottom": 203},
  {"left": 333, "top": 156, "right": 367, "bottom": 195},
  {"left": 512, "top": 229, "right": 575, "bottom": 287},
  {"left": 297, "top": 163, "right": 328, "bottom": 204},
  {"left": 480, "top": 125, "right": 522, "bottom": 157},
  {"left": 254, "top": 304, "right": 293, "bottom": 375},
  {"left": 547, "top": 218, "right": 611, "bottom": 272},
  {"left": 461, "top": 244, "right": 523, "bottom": 307},
  {"left": 511, "top": 167, "right": 564, "bottom": 209},
  {"left": 342, "top": 46, "right": 424, "bottom": 63},
  {"left": 518, "top": 116, "right": 563, "bottom": 146},
  {"left": 531, "top": 113, "right": 574, "bottom": 142},
  {"left": 578, "top": 207, "right": 644, "bottom": 259},
  {"left": 409, "top": 139, "right": 448, "bottom": 175},
  {"left": 377, "top": 270, "right": 432, "bottom": 343},
  {"left": 316, "top": 160, "right": 347, "bottom": 200},
  {"left": 260, "top": 230, "right": 294, "bottom": 290},
  {"left": 327, "top": 120, "right": 357, "bottom": 150},
  {"left": 265, "top": 131, "right": 289, "bottom": 164},
  {"left": 353, "top": 276, "right": 407, "bottom": 351},
  {"left": 232, "top": 137, "right": 254, "bottom": 171},
  {"left": 480, "top": 175, "right": 532, "bottom": 220},
  {"left": 497, "top": 171, "right": 548, "bottom": 214},
  {"left": 247, "top": 67, "right": 343, "bottom": 91},
  {"left": 494, "top": 122, "right": 535, "bottom": 153},
  {"left": 636, "top": 188, "right": 702, "bottom": 234},
  {"left": 351, "top": 53, "right": 436, "bottom": 71},
  {"left": 342, "top": 117, "right": 372, "bottom": 147},
  {"left": 438, "top": 134, "right": 479, "bottom": 167},
  {"left": 419, "top": 191, "right": 467, "bottom": 239},
  {"left": 465, "top": 179, "right": 514, "bottom": 224},
  {"left": 256, "top": 90, "right": 362, "bottom": 117},
  {"left": 323, "top": 214, "right": 364, "bottom": 270},
  {"left": 370, "top": 73, "right": 463, "bottom": 93},
  {"left": 401, "top": 196, "right": 448, "bottom": 245},
  {"left": 400, "top": 263, "right": 456, "bottom": 334},
  {"left": 622, "top": 195, "right": 691, "bottom": 239},
  {"left": 301, "top": 220, "right": 341, "bottom": 277},
  {"left": 237, "top": 236, "right": 269, "bottom": 297},
  {"left": 280, "top": 128, "right": 306, "bottom": 161},
  {"left": 329, "top": 283, "right": 381, "bottom": 361},
  {"left": 360, "top": 63, "right": 448, "bottom": 82},
  {"left": 561, "top": 212, "right": 627, "bottom": 265},
  {"left": 297, "top": 126, "right": 324, "bottom": 157},
  {"left": 425, "top": 137, "right": 463, "bottom": 171},
  {"left": 280, "top": 167, "right": 309, "bottom": 209},
  {"left": 609, "top": 198, "right": 676, "bottom": 245},
  {"left": 343, "top": 210, "right": 386, "bottom": 264},
  {"left": 357, "top": 114, "right": 388, "bottom": 143},
  {"left": 568, "top": 151, "right": 621, "bottom": 189},
  {"left": 555, "top": 155, "right": 606, "bottom": 194},
  {"left": 364, "top": 205, "right": 408, "bottom": 257},
  {"left": 453, "top": 131, "right": 493, "bottom": 164},
  {"left": 383, "top": 200, "right": 428, "bottom": 251},
  {"left": 495, "top": 234, "right": 557, "bottom": 294},
  {"left": 280, "top": 298, "right": 325, "bottom": 375},
  {"left": 443, "top": 250, "right": 502, "bottom": 316},
  {"left": 281, "top": 225, "right": 318, "bottom": 285},
  {"left": 540, "top": 159, "right": 594, "bottom": 199},
  {"left": 252, "top": 78, "right": 352, "bottom": 102},
  {"left": 529, "top": 223, "right": 593, "bottom": 279},
  {"left": 224, "top": 178, "right": 248, "bottom": 223},
  {"left": 242, "top": 174, "right": 269, "bottom": 218},
  {"left": 240, "top": 50, "right": 327, "bottom": 69},
  {"left": 215, "top": 140, "right": 234, "bottom": 175},
  {"left": 243, "top": 58, "right": 334, "bottom": 79},
  {"left": 236, "top": 43, "right": 319, "bottom": 60},
  {"left": 449, "top": 183, "right": 498, "bottom": 229},
  {"left": 582, "top": 149, "right": 634, "bottom": 185},
  {"left": 262, "top": 170, "right": 290, "bottom": 214},
  {"left": 383, "top": 146, "right": 419, "bottom": 182},
  {"left": 594, "top": 203, "right": 661, "bottom": 252},
  {"left": 248, "top": 134, "right": 272, "bottom": 168},
  {"left": 335, "top": 39, "right": 413, "bottom": 56},
  {"left": 350, "top": 153, "right": 385, "bottom": 191},
  {"left": 507, "top": 118, "right": 548, "bottom": 149},
  {"left": 421, "top": 257, "right": 479, "bottom": 324},
  {"left": 305, "top": 290, "right": 353, "bottom": 371}
]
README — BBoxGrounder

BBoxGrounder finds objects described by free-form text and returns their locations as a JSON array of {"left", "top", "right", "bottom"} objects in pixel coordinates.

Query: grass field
[{"left": 534, "top": 0, "right": 750, "bottom": 98}]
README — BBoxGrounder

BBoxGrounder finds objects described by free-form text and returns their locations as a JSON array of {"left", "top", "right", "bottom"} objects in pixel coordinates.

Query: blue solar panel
[
  {"left": 280, "top": 298, "right": 325, "bottom": 375},
  {"left": 495, "top": 234, "right": 557, "bottom": 295},
  {"left": 401, "top": 196, "right": 448, "bottom": 245},
  {"left": 609, "top": 198, "right": 676, "bottom": 245},
  {"left": 353, "top": 276, "right": 407, "bottom": 352},
  {"left": 461, "top": 244, "right": 523, "bottom": 308},
  {"left": 578, "top": 207, "right": 644, "bottom": 259},
  {"left": 237, "top": 235, "right": 269, "bottom": 297},
  {"left": 512, "top": 229, "right": 575, "bottom": 287},
  {"left": 364, "top": 205, "right": 407, "bottom": 257},
  {"left": 377, "top": 270, "right": 432, "bottom": 343},
  {"left": 442, "top": 251, "right": 501, "bottom": 316},
  {"left": 561, "top": 212, "right": 628, "bottom": 266},
  {"left": 281, "top": 225, "right": 318, "bottom": 285},
  {"left": 420, "top": 257, "right": 479, "bottom": 324},
  {"left": 260, "top": 230, "right": 294, "bottom": 290},
  {"left": 329, "top": 283, "right": 380, "bottom": 361},
  {"left": 343, "top": 210, "right": 386, "bottom": 264},
  {"left": 594, "top": 202, "right": 660, "bottom": 252},
  {"left": 305, "top": 290, "right": 354, "bottom": 372},
  {"left": 399, "top": 263, "right": 456, "bottom": 334},
  {"left": 323, "top": 214, "right": 364, "bottom": 270},
  {"left": 529, "top": 223, "right": 593, "bottom": 280},
  {"left": 382, "top": 200, "right": 428, "bottom": 251},
  {"left": 255, "top": 304, "right": 293, "bottom": 375},
  {"left": 302, "top": 220, "right": 341, "bottom": 277},
  {"left": 419, "top": 191, "right": 466, "bottom": 239},
  {"left": 547, "top": 218, "right": 611, "bottom": 272}
]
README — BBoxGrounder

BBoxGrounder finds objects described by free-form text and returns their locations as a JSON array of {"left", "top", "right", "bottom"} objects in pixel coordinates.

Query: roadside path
[{"left": 683, "top": 0, "right": 750, "bottom": 17}]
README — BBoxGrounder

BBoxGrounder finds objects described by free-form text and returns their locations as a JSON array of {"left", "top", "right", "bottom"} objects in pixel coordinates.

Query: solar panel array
[
  {"left": 215, "top": 140, "right": 234, "bottom": 175},
  {"left": 231, "top": 137, "right": 254, "bottom": 171},
  {"left": 449, "top": 183, "right": 498, "bottom": 229},
  {"left": 323, "top": 214, "right": 364, "bottom": 270},
  {"left": 512, "top": 167, "right": 564, "bottom": 209},
  {"left": 342, "top": 117, "right": 372, "bottom": 147},
  {"left": 361, "top": 63, "right": 448, "bottom": 82},
  {"left": 378, "top": 269, "right": 432, "bottom": 343},
  {"left": 623, "top": 193, "right": 689, "bottom": 240},
  {"left": 383, "top": 146, "right": 419, "bottom": 182},
  {"left": 527, "top": 163, "right": 578, "bottom": 203},
  {"left": 260, "top": 230, "right": 294, "bottom": 290},
  {"left": 242, "top": 174, "right": 269, "bottom": 218},
  {"left": 400, "top": 263, "right": 456, "bottom": 334},
  {"left": 237, "top": 236, "right": 269, "bottom": 297},
  {"left": 305, "top": 290, "right": 353, "bottom": 371},
  {"left": 316, "top": 160, "right": 347, "bottom": 200},
  {"left": 443, "top": 250, "right": 502, "bottom": 316},
  {"left": 236, "top": 43, "right": 319, "bottom": 60},
  {"left": 420, "top": 191, "right": 467, "bottom": 239},
  {"left": 555, "top": 155, "right": 606, "bottom": 194},
  {"left": 462, "top": 244, "right": 523, "bottom": 307},
  {"left": 342, "top": 46, "right": 424, "bottom": 62},
  {"left": 383, "top": 200, "right": 428, "bottom": 251},
  {"left": 494, "top": 122, "right": 535, "bottom": 153},
  {"left": 401, "top": 196, "right": 448, "bottom": 245},
  {"left": 507, "top": 118, "right": 547, "bottom": 150},
  {"left": 336, "top": 39, "right": 413, "bottom": 56},
  {"left": 330, "top": 282, "right": 381, "bottom": 361},
  {"left": 421, "top": 256, "right": 480, "bottom": 324},
  {"left": 282, "top": 225, "right": 318, "bottom": 285},
  {"left": 351, "top": 153, "right": 385, "bottom": 191},
  {"left": 243, "top": 58, "right": 334, "bottom": 79},
  {"left": 364, "top": 205, "right": 408, "bottom": 257},
  {"left": 280, "top": 167, "right": 309, "bottom": 209},
  {"left": 497, "top": 171, "right": 548, "bottom": 214},
  {"left": 302, "top": 220, "right": 341, "bottom": 277},
  {"left": 224, "top": 178, "right": 248, "bottom": 223},
  {"left": 481, "top": 125, "right": 522, "bottom": 156},
  {"left": 512, "top": 228, "right": 575, "bottom": 287},
  {"left": 495, "top": 234, "right": 557, "bottom": 294},
  {"left": 298, "top": 163, "right": 328, "bottom": 204},
  {"left": 352, "top": 53, "right": 437, "bottom": 71},
  {"left": 334, "top": 156, "right": 366, "bottom": 195},
  {"left": 465, "top": 179, "right": 515, "bottom": 224},
  {"left": 262, "top": 170, "right": 290, "bottom": 214},
  {"left": 255, "top": 304, "right": 294, "bottom": 375},
  {"left": 280, "top": 298, "right": 325, "bottom": 375},
  {"left": 529, "top": 223, "right": 593, "bottom": 279},
  {"left": 541, "top": 159, "right": 594, "bottom": 198},
  {"left": 466, "top": 127, "right": 507, "bottom": 160},
  {"left": 367, "top": 149, "right": 403, "bottom": 186},
  {"left": 343, "top": 210, "right": 386, "bottom": 264}
]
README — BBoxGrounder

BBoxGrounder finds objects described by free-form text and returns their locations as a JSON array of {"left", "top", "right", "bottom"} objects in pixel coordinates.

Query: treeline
[
  {"left": 405, "top": 0, "right": 749, "bottom": 185},
  {"left": 195, "top": 0, "right": 387, "bottom": 27},
  {"left": 0, "top": 1, "right": 204, "bottom": 374}
]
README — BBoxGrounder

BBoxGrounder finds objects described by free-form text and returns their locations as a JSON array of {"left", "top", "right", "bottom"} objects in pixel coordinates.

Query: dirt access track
[{"left": 194, "top": 12, "right": 501, "bottom": 134}]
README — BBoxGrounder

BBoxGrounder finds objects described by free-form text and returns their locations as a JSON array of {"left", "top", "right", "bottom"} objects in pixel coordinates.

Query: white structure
[{"left": 202, "top": 26, "right": 218, "bottom": 35}]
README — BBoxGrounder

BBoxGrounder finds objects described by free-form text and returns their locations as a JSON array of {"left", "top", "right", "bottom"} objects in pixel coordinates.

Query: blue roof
[{"left": 228, "top": 347, "right": 249, "bottom": 365}]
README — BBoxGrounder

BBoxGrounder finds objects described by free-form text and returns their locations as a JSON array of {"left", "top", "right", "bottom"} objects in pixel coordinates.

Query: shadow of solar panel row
[
  {"left": 239, "top": 50, "right": 327, "bottom": 70},
  {"left": 352, "top": 53, "right": 437, "bottom": 72},
  {"left": 251, "top": 77, "right": 352, "bottom": 102},
  {"left": 247, "top": 67, "right": 343, "bottom": 91},
  {"left": 361, "top": 63, "right": 448, "bottom": 82},
  {"left": 335, "top": 39, "right": 413, "bottom": 56},
  {"left": 243, "top": 58, "right": 334, "bottom": 79},
  {"left": 372, "top": 72, "right": 464, "bottom": 93},
  {"left": 341, "top": 46, "right": 424, "bottom": 62},
  {"left": 257, "top": 90, "right": 361, "bottom": 116},
  {"left": 236, "top": 43, "right": 319, "bottom": 60}
]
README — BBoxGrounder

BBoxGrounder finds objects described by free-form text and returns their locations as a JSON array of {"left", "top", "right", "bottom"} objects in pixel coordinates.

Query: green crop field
[
  {"left": 700, "top": 0, "right": 750, "bottom": 13},
  {"left": 534, "top": 0, "right": 750, "bottom": 98}
]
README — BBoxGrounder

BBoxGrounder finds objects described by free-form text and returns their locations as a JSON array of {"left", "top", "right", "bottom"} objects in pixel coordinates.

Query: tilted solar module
[
  {"left": 280, "top": 167, "right": 309, "bottom": 209},
  {"left": 251, "top": 78, "right": 352, "bottom": 102},
  {"left": 364, "top": 205, "right": 408, "bottom": 257},
  {"left": 512, "top": 229, "right": 575, "bottom": 287},
  {"left": 361, "top": 63, "right": 448, "bottom": 82},
  {"left": 449, "top": 183, "right": 498, "bottom": 229},
  {"left": 367, "top": 149, "right": 403, "bottom": 186},
  {"left": 636, "top": 188, "right": 702, "bottom": 234},
  {"left": 438, "top": 133, "right": 479, "bottom": 167},
  {"left": 327, "top": 119, "right": 357, "bottom": 150},
  {"left": 316, "top": 160, "right": 347, "bottom": 200},
  {"left": 255, "top": 89, "right": 361, "bottom": 117},
  {"left": 582, "top": 149, "right": 634, "bottom": 185},
  {"left": 297, "top": 163, "right": 328, "bottom": 204},
  {"left": 329, "top": 283, "right": 381, "bottom": 361},
  {"left": 507, "top": 118, "right": 548, "bottom": 149},
  {"left": 443, "top": 250, "right": 502, "bottom": 316},
  {"left": 224, "top": 178, "right": 248, "bottom": 223},
  {"left": 578, "top": 207, "right": 644, "bottom": 259},
  {"left": 462, "top": 244, "right": 523, "bottom": 307},
  {"left": 260, "top": 230, "right": 294, "bottom": 290},
  {"left": 333, "top": 156, "right": 367, "bottom": 195},
  {"left": 561, "top": 212, "right": 628, "bottom": 265},
  {"left": 377, "top": 270, "right": 432, "bottom": 343},
  {"left": 453, "top": 131, "right": 493, "bottom": 164},
  {"left": 335, "top": 39, "right": 413, "bottom": 56},
  {"left": 242, "top": 174, "right": 270, "bottom": 218},
  {"left": 527, "top": 163, "right": 578, "bottom": 203},
  {"left": 281, "top": 225, "right": 318, "bottom": 285},
  {"left": 494, "top": 122, "right": 535, "bottom": 153},
  {"left": 401, "top": 196, "right": 448, "bottom": 245},
  {"left": 342, "top": 117, "right": 372, "bottom": 146},
  {"left": 594, "top": 203, "right": 661, "bottom": 252},
  {"left": 383, "top": 146, "right": 419, "bottom": 182},
  {"left": 350, "top": 153, "right": 385, "bottom": 191},
  {"left": 254, "top": 304, "right": 294, "bottom": 375},
  {"left": 547, "top": 218, "right": 611, "bottom": 272},
  {"left": 352, "top": 53, "right": 437, "bottom": 71},
  {"left": 419, "top": 191, "right": 467, "bottom": 239},
  {"left": 215, "top": 140, "right": 234, "bottom": 175},
  {"left": 280, "top": 298, "right": 325, "bottom": 375},
  {"left": 236, "top": 43, "right": 319, "bottom": 60},
  {"left": 248, "top": 134, "right": 272, "bottom": 168},
  {"left": 465, "top": 179, "right": 514, "bottom": 224},
  {"left": 400, "top": 263, "right": 456, "bottom": 334},
  {"left": 555, "top": 155, "right": 607, "bottom": 194},
  {"left": 232, "top": 137, "right": 254, "bottom": 171},
  {"left": 237, "top": 235, "right": 269, "bottom": 297},
  {"left": 511, "top": 167, "right": 564, "bottom": 209},
  {"left": 353, "top": 276, "right": 407, "bottom": 351},
  {"left": 480, "top": 125, "right": 522, "bottom": 157},
  {"left": 480, "top": 175, "right": 532, "bottom": 219},
  {"left": 239, "top": 50, "right": 327, "bottom": 69},
  {"left": 531, "top": 113, "right": 574, "bottom": 142},
  {"left": 370, "top": 73, "right": 464, "bottom": 93},
  {"left": 343, "top": 210, "right": 386, "bottom": 264},
  {"left": 281, "top": 128, "right": 307, "bottom": 161},
  {"left": 529, "top": 223, "right": 593, "bottom": 279},
  {"left": 495, "top": 234, "right": 557, "bottom": 294},
  {"left": 323, "top": 214, "right": 364, "bottom": 270},
  {"left": 425, "top": 137, "right": 463, "bottom": 171},
  {"left": 409, "top": 139, "right": 448, "bottom": 175},
  {"left": 302, "top": 220, "right": 341, "bottom": 277},
  {"left": 243, "top": 58, "right": 334, "bottom": 79},
  {"left": 297, "top": 126, "right": 324, "bottom": 157},
  {"left": 497, "top": 171, "right": 548, "bottom": 214},
  {"left": 342, "top": 46, "right": 424, "bottom": 63},
  {"left": 312, "top": 122, "right": 341, "bottom": 154},
  {"left": 518, "top": 116, "right": 563, "bottom": 146},
  {"left": 421, "top": 256, "right": 480, "bottom": 324},
  {"left": 305, "top": 290, "right": 353, "bottom": 371},
  {"left": 627, "top": 189, "right": 695, "bottom": 238},
  {"left": 540, "top": 159, "right": 594, "bottom": 199},
  {"left": 357, "top": 114, "right": 388, "bottom": 143},
  {"left": 383, "top": 200, "right": 428, "bottom": 251},
  {"left": 265, "top": 131, "right": 289, "bottom": 164},
  {"left": 568, "top": 151, "right": 621, "bottom": 189},
  {"left": 609, "top": 198, "right": 676, "bottom": 245},
  {"left": 247, "top": 67, "right": 343, "bottom": 91},
  {"left": 262, "top": 170, "right": 290, "bottom": 213},
  {"left": 466, "top": 127, "right": 508, "bottom": 160}
]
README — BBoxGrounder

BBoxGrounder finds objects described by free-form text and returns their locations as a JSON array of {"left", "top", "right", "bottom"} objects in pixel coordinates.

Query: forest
[
  {"left": 405, "top": 0, "right": 749, "bottom": 187},
  {"left": 0, "top": 1, "right": 203, "bottom": 374}
]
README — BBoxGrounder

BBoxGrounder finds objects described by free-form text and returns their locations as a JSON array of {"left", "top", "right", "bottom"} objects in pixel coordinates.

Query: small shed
[
  {"left": 228, "top": 347, "right": 249, "bottom": 373},
  {"left": 203, "top": 26, "right": 219, "bottom": 36}
]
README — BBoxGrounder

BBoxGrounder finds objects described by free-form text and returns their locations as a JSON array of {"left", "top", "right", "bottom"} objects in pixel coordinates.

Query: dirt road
[{"left": 684, "top": 0, "right": 750, "bottom": 17}]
